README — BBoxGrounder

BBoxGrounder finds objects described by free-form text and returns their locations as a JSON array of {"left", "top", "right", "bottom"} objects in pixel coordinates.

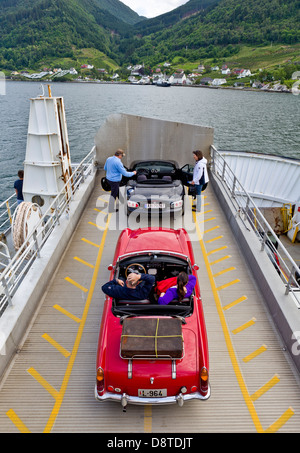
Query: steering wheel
[{"left": 125, "top": 263, "right": 146, "bottom": 278}]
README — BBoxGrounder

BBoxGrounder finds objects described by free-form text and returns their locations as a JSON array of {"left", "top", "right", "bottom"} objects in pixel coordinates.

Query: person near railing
[
  {"left": 14, "top": 170, "right": 24, "bottom": 205},
  {"left": 189, "top": 150, "right": 209, "bottom": 212}
]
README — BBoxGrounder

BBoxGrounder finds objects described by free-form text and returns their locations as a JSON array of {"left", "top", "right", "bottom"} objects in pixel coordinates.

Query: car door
[{"left": 179, "top": 164, "right": 194, "bottom": 185}]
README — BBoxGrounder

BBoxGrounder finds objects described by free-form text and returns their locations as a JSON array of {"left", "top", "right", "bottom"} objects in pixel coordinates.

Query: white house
[
  {"left": 212, "top": 78, "right": 227, "bottom": 86},
  {"left": 221, "top": 67, "right": 231, "bottom": 75},
  {"left": 169, "top": 72, "right": 186, "bottom": 85},
  {"left": 237, "top": 69, "right": 252, "bottom": 78}
]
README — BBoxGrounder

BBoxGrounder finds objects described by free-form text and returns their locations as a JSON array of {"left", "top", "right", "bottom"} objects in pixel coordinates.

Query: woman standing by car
[{"left": 190, "top": 150, "right": 209, "bottom": 213}]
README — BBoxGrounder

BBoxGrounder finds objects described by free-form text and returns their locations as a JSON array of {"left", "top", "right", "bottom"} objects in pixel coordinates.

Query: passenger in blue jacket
[
  {"left": 104, "top": 149, "right": 136, "bottom": 212},
  {"left": 102, "top": 272, "right": 155, "bottom": 300}
]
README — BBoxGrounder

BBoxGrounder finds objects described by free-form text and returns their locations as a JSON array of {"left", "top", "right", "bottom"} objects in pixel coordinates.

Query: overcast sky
[{"left": 120, "top": 0, "right": 189, "bottom": 18}]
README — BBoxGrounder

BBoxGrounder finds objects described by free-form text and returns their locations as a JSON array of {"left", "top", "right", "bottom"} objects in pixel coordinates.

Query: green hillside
[
  {"left": 0, "top": 0, "right": 134, "bottom": 69},
  {"left": 0, "top": 0, "right": 299, "bottom": 74},
  {"left": 126, "top": 0, "right": 300, "bottom": 65}
]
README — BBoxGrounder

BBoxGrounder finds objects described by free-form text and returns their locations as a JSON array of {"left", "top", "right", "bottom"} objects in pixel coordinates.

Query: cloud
[{"left": 121, "top": 0, "right": 189, "bottom": 18}]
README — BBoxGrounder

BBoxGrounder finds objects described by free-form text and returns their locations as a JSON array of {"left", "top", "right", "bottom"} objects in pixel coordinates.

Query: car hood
[{"left": 118, "top": 228, "right": 191, "bottom": 256}]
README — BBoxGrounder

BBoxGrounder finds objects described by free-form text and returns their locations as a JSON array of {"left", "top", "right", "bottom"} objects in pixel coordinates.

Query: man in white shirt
[{"left": 190, "top": 150, "right": 209, "bottom": 212}]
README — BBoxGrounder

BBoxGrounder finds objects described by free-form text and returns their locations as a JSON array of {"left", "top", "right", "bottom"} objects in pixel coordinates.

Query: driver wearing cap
[{"left": 102, "top": 269, "right": 155, "bottom": 301}]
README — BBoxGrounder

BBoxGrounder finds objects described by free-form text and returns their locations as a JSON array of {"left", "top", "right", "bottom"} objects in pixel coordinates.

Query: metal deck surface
[{"left": 1, "top": 172, "right": 300, "bottom": 433}]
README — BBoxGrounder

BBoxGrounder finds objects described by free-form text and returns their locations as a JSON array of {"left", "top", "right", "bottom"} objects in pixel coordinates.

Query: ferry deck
[
  {"left": 0, "top": 97, "right": 299, "bottom": 433},
  {"left": 0, "top": 169, "right": 300, "bottom": 433}
]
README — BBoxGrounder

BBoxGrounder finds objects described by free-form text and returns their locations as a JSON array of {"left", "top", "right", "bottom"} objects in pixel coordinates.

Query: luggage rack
[{"left": 120, "top": 317, "right": 184, "bottom": 379}]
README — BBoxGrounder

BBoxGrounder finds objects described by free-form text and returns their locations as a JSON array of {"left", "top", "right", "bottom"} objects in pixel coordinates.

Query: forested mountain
[
  {"left": 134, "top": 0, "right": 221, "bottom": 35},
  {"left": 0, "top": 0, "right": 299, "bottom": 71},
  {"left": 127, "top": 0, "right": 300, "bottom": 65},
  {"left": 0, "top": 0, "right": 138, "bottom": 69}
]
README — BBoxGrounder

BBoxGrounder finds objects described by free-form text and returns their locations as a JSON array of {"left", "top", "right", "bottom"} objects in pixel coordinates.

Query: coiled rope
[{"left": 12, "top": 202, "right": 41, "bottom": 251}]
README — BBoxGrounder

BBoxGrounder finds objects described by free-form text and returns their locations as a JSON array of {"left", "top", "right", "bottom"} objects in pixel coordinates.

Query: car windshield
[
  {"left": 111, "top": 253, "right": 194, "bottom": 318},
  {"left": 134, "top": 161, "right": 176, "bottom": 173}
]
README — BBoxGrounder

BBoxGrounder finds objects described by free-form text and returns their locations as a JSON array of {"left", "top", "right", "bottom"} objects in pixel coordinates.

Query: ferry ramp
[{"left": 0, "top": 172, "right": 300, "bottom": 433}]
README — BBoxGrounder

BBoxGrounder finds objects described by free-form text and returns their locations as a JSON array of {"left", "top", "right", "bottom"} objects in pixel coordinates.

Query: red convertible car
[{"left": 95, "top": 227, "right": 210, "bottom": 410}]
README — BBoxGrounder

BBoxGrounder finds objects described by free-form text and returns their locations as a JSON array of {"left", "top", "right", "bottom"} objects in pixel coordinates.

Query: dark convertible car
[{"left": 123, "top": 160, "right": 193, "bottom": 217}]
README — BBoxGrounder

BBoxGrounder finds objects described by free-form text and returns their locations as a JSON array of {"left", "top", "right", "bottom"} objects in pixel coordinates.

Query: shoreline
[{"left": 5, "top": 77, "right": 293, "bottom": 94}]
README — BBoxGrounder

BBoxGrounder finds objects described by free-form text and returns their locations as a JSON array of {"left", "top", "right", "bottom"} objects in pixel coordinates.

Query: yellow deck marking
[
  {"left": 265, "top": 407, "right": 295, "bottom": 433},
  {"left": 192, "top": 208, "right": 265, "bottom": 432},
  {"left": 205, "top": 235, "right": 224, "bottom": 244},
  {"left": 65, "top": 277, "right": 88, "bottom": 293},
  {"left": 213, "top": 267, "right": 236, "bottom": 278},
  {"left": 232, "top": 318, "right": 256, "bottom": 335},
  {"left": 192, "top": 198, "right": 294, "bottom": 433},
  {"left": 88, "top": 221, "right": 105, "bottom": 230},
  {"left": 43, "top": 214, "right": 112, "bottom": 433},
  {"left": 223, "top": 295, "right": 247, "bottom": 311},
  {"left": 210, "top": 255, "right": 231, "bottom": 265},
  {"left": 6, "top": 409, "right": 31, "bottom": 433},
  {"left": 73, "top": 256, "right": 94, "bottom": 269},
  {"left": 81, "top": 237, "right": 100, "bottom": 248},
  {"left": 251, "top": 375, "right": 280, "bottom": 401},
  {"left": 94, "top": 208, "right": 106, "bottom": 213},
  {"left": 53, "top": 304, "right": 81, "bottom": 323},
  {"left": 207, "top": 246, "right": 228, "bottom": 256},
  {"left": 144, "top": 405, "right": 152, "bottom": 432},
  {"left": 204, "top": 225, "right": 220, "bottom": 234},
  {"left": 42, "top": 333, "right": 71, "bottom": 358},
  {"left": 199, "top": 217, "right": 216, "bottom": 223},
  {"left": 243, "top": 345, "right": 267, "bottom": 363},
  {"left": 216, "top": 279, "right": 240, "bottom": 291},
  {"left": 203, "top": 209, "right": 213, "bottom": 214},
  {"left": 27, "top": 367, "right": 59, "bottom": 400}
]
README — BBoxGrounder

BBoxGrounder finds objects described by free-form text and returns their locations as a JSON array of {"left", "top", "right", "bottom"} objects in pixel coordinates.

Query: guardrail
[
  {"left": 0, "top": 146, "right": 96, "bottom": 316},
  {"left": 210, "top": 145, "right": 300, "bottom": 301}
]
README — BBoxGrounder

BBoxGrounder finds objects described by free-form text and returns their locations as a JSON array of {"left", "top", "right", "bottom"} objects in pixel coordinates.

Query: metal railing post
[
  {"left": 285, "top": 266, "right": 296, "bottom": 295},
  {"left": 1, "top": 275, "right": 12, "bottom": 306}
]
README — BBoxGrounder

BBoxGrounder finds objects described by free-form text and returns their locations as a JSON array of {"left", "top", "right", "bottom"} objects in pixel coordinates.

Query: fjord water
[{"left": 0, "top": 81, "right": 299, "bottom": 204}]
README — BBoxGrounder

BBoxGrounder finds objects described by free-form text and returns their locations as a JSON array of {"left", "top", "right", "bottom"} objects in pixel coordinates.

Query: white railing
[
  {"left": 0, "top": 147, "right": 96, "bottom": 316},
  {"left": 210, "top": 145, "right": 300, "bottom": 300}
]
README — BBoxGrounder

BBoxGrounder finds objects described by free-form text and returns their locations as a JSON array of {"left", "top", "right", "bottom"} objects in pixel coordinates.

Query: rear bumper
[
  {"left": 95, "top": 385, "right": 210, "bottom": 407},
  {"left": 127, "top": 206, "right": 183, "bottom": 217}
]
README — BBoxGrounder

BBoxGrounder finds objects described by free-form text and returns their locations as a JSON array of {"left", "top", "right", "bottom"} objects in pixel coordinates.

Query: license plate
[
  {"left": 145, "top": 203, "right": 165, "bottom": 209},
  {"left": 138, "top": 389, "right": 167, "bottom": 398}
]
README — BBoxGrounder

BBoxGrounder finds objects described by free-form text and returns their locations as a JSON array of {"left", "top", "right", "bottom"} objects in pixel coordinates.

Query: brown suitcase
[{"left": 120, "top": 317, "right": 183, "bottom": 359}]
